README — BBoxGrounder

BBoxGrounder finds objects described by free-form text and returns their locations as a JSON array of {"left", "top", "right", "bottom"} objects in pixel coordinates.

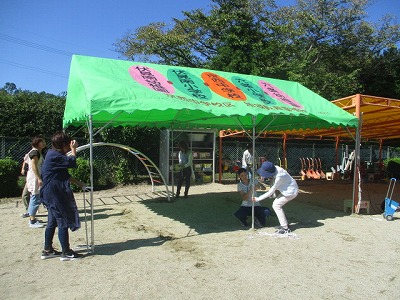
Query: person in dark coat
[{"left": 40, "top": 131, "right": 86, "bottom": 261}]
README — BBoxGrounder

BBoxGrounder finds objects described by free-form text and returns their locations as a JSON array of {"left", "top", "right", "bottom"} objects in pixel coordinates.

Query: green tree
[
  {"left": 205, "top": 0, "right": 272, "bottom": 75},
  {"left": 114, "top": 0, "right": 400, "bottom": 99},
  {"left": 3, "top": 82, "right": 18, "bottom": 95},
  {"left": 267, "top": 0, "right": 400, "bottom": 99},
  {"left": 0, "top": 84, "right": 65, "bottom": 137},
  {"left": 0, "top": 83, "right": 160, "bottom": 162},
  {"left": 114, "top": 0, "right": 275, "bottom": 74},
  {"left": 98, "top": 126, "right": 160, "bottom": 162},
  {"left": 361, "top": 47, "right": 400, "bottom": 98}
]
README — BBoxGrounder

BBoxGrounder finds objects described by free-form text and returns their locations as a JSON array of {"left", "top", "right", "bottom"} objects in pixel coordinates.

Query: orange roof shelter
[
  {"left": 279, "top": 94, "right": 400, "bottom": 141},
  {"left": 219, "top": 94, "right": 400, "bottom": 213}
]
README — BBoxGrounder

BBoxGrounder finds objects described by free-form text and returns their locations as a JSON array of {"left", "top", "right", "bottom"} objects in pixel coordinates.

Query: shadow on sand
[{"left": 140, "top": 190, "right": 346, "bottom": 235}]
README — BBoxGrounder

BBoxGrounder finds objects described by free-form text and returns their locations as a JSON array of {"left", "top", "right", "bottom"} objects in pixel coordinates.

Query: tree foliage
[
  {"left": 98, "top": 126, "right": 160, "bottom": 162},
  {"left": 0, "top": 158, "right": 20, "bottom": 197},
  {"left": 0, "top": 83, "right": 65, "bottom": 137},
  {"left": 0, "top": 83, "right": 160, "bottom": 161},
  {"left": 114, "top": 0, "right": 400, "bottom": 100},
  {"left": 361, "top": 47, "right": 400, "bottom": 97}
]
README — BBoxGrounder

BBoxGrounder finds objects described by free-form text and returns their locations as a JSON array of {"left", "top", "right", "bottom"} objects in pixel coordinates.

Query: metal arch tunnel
[
  {"left": 75, "top": 142, "right": 170, "bottom": 196},
  {"left": 73, "top": 142, "right": 171, "bottom": 252}
]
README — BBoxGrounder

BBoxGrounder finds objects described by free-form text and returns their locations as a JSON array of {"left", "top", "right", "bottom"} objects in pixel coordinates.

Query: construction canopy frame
[{"left": 63, "top": 54, "right": 359, "bottom": 250}]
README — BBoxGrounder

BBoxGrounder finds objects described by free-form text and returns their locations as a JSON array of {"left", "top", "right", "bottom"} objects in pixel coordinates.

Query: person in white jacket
[
  {"left": 253, "top": 161, "right": 298, "bottom": 234},
  {"left": 242, "top": 144, "right": 258, "bottom": 179}
]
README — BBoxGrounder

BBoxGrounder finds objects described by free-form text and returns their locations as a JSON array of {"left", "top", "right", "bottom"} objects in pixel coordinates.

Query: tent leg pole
[
  {"left": 219, "top": 133, "right": 222, "bottom": 183},
  {"left": 353, "top": 113, "right": 362, "bottom": 213},
  {"left": 171, "top": 130, "right": 175, "bottom": 197},
  {"left": 89, "top": 114, "right": 95, "bottom": 252},
  {"left": 335, "top": 136, "right": 339, "bottom": 171},
  {"left": 251, "top": 116, "right": 256, "bottom": 230},
  {"left": 283, "top": 134, "right": 287, "bottom": 170}
]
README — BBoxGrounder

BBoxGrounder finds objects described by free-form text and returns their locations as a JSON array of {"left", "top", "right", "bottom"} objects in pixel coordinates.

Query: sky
[{"left": 0, "top": 0, "right": 399, "bottom": 95}]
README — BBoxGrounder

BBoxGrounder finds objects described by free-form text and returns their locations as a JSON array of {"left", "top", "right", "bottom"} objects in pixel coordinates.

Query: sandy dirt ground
[{"left": 1, "top": 179, "right": 400, "bottom": 300}]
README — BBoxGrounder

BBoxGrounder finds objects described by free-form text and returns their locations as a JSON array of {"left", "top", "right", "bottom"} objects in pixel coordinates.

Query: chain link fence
[
  {"left": 0, "top": 137, "right": 154, "bottom": 189},
  {"left": 217, "top": 138, "right": 400, "bottom": 181},
  {"left": 2, "top": 136, "right": 400, "bottom": 185}
]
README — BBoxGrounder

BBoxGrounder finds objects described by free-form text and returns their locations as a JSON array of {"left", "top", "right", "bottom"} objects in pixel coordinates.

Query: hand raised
[{"left": 70, "top": 139, "right": 78, "bottom": 149}]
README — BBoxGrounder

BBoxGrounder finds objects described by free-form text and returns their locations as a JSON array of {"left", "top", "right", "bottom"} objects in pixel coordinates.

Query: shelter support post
[
  {"left": 219, "top": 133, "right": 223, "bottom": 183},
  {"left": 283, "top": 134, "right": 287, "bottom": 170},
  {"left": 352, "top": 95, "right": 362, "bottom": 213},
  {"left": 353, "top": 106, "right": 362, "bottom": 213},
  {"left": 89, "top": 115, "right": 94, "bottom": 252},
  {"left": 335, "top": 136, "right": 340, "bottom": 170},
  {"left": 170, "top": 130, "right": 175, "bottom": 196},
  {"left": 251, "top": 116, "right": 256, "bottom": 230}
]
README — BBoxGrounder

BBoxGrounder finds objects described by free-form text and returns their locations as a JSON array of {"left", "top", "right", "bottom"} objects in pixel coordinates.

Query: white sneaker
[
  {"left": 29, "top": 220, "right": 44, "bottom": 228},
  {"left": 275, "top": 226, "right": 291, "bottom": 235}
]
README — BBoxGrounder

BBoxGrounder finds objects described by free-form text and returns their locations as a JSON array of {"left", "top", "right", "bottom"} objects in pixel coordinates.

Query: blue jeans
[
  {"left": 28, "top": 193, "right": 41, "bottom": 217},
  {"left": 44, "top": 207, "right": 70, "bottom": 252},
  {"left": 234, "top": 206, "right": 271, "bottom": 226}
]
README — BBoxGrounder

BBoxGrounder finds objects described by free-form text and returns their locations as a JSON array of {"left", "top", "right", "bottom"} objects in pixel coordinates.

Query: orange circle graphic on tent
[{"left": 201, "top": 72, "right": 246, "bottom": 101}]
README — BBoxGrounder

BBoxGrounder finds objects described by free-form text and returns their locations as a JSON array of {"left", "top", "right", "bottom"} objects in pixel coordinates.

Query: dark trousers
[
  {"left": 176, "top": 166, "right": 191, "bottom": 196},
  {"left": 234, "top": 206, "right": 271, "bottom": 226},
  {"left": 21, "top": 184, "right": 30, "bottom": 210},
  {"left": 44, "top": 207, "right": 70, "bottom": 252}
]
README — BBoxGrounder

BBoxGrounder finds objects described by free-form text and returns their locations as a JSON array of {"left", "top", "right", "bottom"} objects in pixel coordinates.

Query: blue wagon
[{"left": 383, "top": 178, "right": 400, "bottom": 221}]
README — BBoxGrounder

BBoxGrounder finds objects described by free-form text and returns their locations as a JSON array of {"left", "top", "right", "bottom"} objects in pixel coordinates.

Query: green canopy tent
[
  {"left": 63, "top": 55, "right": 359, "bottom": 249},
  {"left": 64, "top": 55, "right": 358, "bottom": 131}
]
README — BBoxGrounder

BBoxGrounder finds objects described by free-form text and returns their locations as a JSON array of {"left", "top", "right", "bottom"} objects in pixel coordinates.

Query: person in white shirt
[
  {"left": 234, "top": 168, "right": 271, "bottom": 228},
  {"left": 176, "top": 140, "right": 194, "bottom": 198},
  {"left": 20, "top": 152, "right": 31, "bottom": 217},
  {"left": 242, "top": 144, "right": 256, "bottom": 178},
  {"left": 26, "top": 135, "right": 47, "bottom": 228},
  {"left": 253, "top": 161, "right": 298, "bottom": 234}
]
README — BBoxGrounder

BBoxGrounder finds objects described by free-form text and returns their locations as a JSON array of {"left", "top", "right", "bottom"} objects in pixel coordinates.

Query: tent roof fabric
[
  {"left": 259, "top": 94, "right": 400, "bottom": 142},
  {"left": 333, "top": 95, "right": 400, "bottom": 141},
  {"left": 63, "top": 55, "right": 358, "bottom": 132}
]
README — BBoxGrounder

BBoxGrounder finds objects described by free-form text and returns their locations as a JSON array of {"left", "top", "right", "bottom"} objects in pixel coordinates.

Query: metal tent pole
[
  {"left": 251, "top": 115, "right": 256, "bottom": 230},
  {"left": 171, "top": 130, "right": 175, "bottom": 196},
  {"left": 353, "top": 113, "right": 362, "bottom": 213},
  {"left": 89, "top": 115, "right": 95, "bottom": 252}
]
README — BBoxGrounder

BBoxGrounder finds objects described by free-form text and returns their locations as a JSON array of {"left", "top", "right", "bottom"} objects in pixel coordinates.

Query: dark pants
[
  {"left": 234, "top": 206, "right": 271, "bottom": 226},
  {"left": 245, "top": 165, "right": 253, "bottom": 179},
  {"left": 44, "top": 207, "right": 70, "bottom": 252},
  {"left": 177, "top": 166, "right": 191, "bottom": 196},
  {"left": 21, "top": 184, "right": 30, "bottom": 210}
]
